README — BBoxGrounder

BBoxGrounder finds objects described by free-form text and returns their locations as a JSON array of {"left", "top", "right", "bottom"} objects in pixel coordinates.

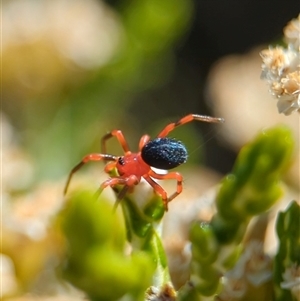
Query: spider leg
[
  {"left": 143, "top": 174, "right": 169, "bottom": 211},
  {"left": 112, "top": 186, "right": 130, "bottom": 212},
  {"left": 104, "top": 161, "right": 118, "bottom": 174},
  {"left": 64, "top": 153, "right": 118, "bottom": 195},
  {"left": 157, "top": 114, "right": 224, "bottom": 138},
  {"left": 138, "top": 134, "right": 150, "bottom": 151},
  {"left": 148, "top": 169, "right": 183, "bottom": 210},
  {"left": 94, "top": 175, "right": 140, "bottom": 211},
  {"left": 101, "top": 130, "right": 131, "bottom": 155}
]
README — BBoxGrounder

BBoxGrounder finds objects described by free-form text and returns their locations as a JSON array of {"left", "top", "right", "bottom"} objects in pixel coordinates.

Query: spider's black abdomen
[{"left": 141, "top": 138, "right": 188, "bottom": 170}]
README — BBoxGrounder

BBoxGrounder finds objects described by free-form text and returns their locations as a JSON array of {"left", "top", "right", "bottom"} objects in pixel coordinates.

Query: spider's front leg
[
  {"left": 95, "top": 175, "right": 140, "bottom": 211},
  {"left": 64, "top": 153, "right": 117, "bottom": 195}
]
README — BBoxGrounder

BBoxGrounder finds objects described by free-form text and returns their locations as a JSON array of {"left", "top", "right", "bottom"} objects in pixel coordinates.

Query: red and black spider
[{"left": 64, "top": 114, "right": 224, "bottom": 211}]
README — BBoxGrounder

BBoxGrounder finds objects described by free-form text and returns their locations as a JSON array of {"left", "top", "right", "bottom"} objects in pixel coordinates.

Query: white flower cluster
[
  {"left": 216, "top": 240, "right": 272, "bottom": 301},
  {"left": 260, "top": 14, "right": 300, "bottom": 115},
  {"left": 281, "top": 264, "right": 300, "bottom": 301}
]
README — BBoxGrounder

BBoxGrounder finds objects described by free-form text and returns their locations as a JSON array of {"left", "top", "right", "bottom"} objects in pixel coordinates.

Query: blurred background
[
  {"left": 2, "top": 0, "right": 299, "bottom": 298},
  {"left": 3, "top": 0, "right": 299, "bottom": 182}
]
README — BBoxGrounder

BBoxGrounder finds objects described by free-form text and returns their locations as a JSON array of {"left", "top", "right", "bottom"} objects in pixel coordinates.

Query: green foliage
[
  {"left": 60, "top": 191, "right": 155, "bottom": 301},
  {"left": 120, "top": 193, "right": 171, "bottom": 288},
  {"left": 179, "top": 126, "right": 295, "bottom": 300},
  {"left": 58, "top": 126, "right": 296, "bottom": 301},
  {"left": 274, "top": 201, "right": 300, "bottom": 301},
  {"left": 213, "top": 126, "right": 294, "bottom": 243}
]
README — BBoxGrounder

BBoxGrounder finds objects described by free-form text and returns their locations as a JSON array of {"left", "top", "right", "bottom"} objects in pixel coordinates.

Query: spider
[{"left": 64, "top": 114, "right": 224, "bottom": 211}]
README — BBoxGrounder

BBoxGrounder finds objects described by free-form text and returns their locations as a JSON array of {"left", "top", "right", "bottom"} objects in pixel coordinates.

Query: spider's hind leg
[
  {"left": 143, "top": 174, "right": 169, "bottom": 211},
  {"left": 157, "top": 114, "right": 224, "bottom": 138},
  {"left": 147, "top": 170, "right": 184, "bottom": 211}
]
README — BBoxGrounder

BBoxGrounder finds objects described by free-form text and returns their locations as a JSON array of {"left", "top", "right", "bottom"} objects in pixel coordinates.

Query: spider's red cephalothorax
[{"left": 64, "top": 114, "right": 224, "bottom": 211}]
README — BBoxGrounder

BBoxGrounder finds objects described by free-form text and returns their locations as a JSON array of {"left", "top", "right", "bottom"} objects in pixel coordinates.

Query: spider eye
[
  {"left": 118, "top": 157, "right": 125, "bottom": 166},
  {"left": 141, "top": 138, "right": 188, "bottom": 170}
]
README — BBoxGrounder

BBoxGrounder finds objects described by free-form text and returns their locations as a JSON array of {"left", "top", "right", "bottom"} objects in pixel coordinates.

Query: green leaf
[
  {"left": 187, "top": 126, "right": 295, "bottom": 299},
  {"left": 215, "top": 126, "right": 294, "bottom": 243},
  {"left": 60, "top": 190, "right": 155, "bottom": 301},
  {"left": 274, "top": 201, "right": 300, "bottom": 301}
]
